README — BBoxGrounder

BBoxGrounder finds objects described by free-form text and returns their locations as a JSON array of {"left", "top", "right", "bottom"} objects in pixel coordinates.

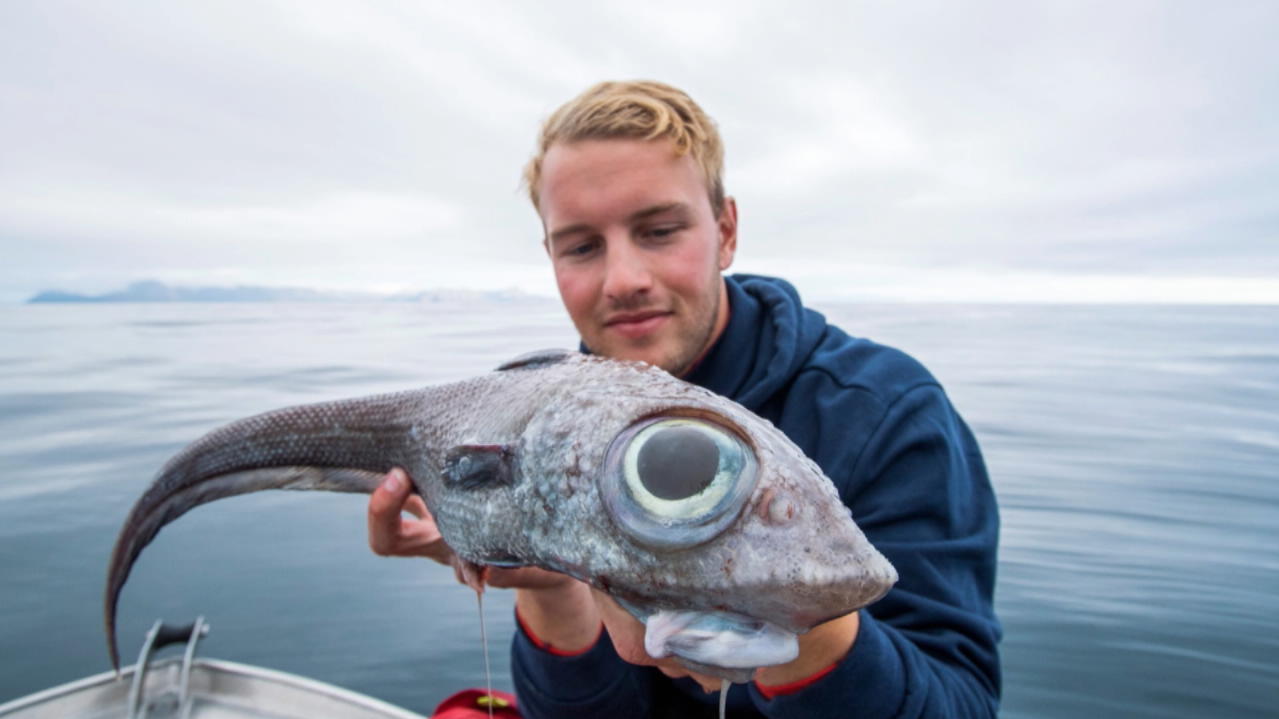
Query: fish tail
[{"left": 104, "top": 388, "right": 434, "bottom": 671}]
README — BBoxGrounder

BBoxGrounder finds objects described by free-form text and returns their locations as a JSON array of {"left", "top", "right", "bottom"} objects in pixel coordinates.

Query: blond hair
[{"left": 523, "top": 80, "right": 725, "bottom": 215}]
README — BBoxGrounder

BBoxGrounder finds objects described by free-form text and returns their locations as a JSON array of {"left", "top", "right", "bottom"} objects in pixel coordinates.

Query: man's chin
[
  {"left": 586, "top": 332, "right": 706, "bottom": 376},
  {"left": 622, "top": 351, "right": 672, "bottom": 371},
  {"left": 588, "top": 338, "right": 668, "bottom": 371}
]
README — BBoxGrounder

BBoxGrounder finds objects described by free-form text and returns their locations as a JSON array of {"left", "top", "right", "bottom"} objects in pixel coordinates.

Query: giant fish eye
[{"left": 602, "top": 417, "right": 758, "bottom": 550}]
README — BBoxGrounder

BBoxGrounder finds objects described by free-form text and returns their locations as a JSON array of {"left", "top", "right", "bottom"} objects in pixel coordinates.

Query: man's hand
[
  {"left": 368, "top": 468, "right": 602, "bottom": 651},
  {"left": 588, "top": 587, "right": 859, "bottom": 692},
  {"left": 367, "top": 468, "right": 454, "bottom": 563},
  {"left": 366, "top": 468, "right": 580, "bottom": 590}
]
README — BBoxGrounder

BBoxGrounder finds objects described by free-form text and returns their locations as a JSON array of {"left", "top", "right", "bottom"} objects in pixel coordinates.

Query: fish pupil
[{"left": 637, "top": 426, "right": 719, "bottom": 500}]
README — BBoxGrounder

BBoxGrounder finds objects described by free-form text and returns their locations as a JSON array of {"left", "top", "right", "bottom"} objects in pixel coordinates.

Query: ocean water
[{"left": 0, "top": 300, "right": 1275, "bottom": 717}]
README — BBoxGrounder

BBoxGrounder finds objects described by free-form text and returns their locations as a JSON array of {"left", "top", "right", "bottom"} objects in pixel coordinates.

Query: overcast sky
[{"left": 3, "top": 1, "right": 1276, "bottom": 303}]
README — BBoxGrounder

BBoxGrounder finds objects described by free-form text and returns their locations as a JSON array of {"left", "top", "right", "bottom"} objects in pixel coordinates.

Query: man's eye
[
  {"left": 562, "top": 240, "right": 598, "bottom": 258},
  {"left": 644, "top": 225, "right": 682, "bottom": 240}
]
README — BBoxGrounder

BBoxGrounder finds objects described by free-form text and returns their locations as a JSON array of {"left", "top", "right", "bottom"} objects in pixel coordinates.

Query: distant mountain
[{"left": 26, "top": 280, "right": 545, "bottom": 304}]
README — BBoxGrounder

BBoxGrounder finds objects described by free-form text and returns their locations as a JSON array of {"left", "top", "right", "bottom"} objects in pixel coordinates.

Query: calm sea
[{"left": 1, "top": 301, "right": 1275, "bottom": 717}]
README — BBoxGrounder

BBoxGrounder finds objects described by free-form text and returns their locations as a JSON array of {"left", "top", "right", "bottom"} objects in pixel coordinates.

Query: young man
[{"left": 368, "top": 81, "right": 1001, "bottom": 717}]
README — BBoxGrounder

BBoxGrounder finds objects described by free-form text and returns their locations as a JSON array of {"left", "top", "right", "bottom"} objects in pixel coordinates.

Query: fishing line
[{"left": 476, "top": 591, "right": 494, "bottom": 719}]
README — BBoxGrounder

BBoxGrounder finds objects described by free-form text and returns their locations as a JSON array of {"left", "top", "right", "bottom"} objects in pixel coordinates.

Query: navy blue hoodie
[{"left": 512, "top": 275, "right": 1001, "bottom": 718}]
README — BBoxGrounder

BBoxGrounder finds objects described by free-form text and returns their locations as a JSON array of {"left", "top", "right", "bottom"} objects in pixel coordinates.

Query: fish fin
[
  {"left": 495, "top": 348, "right": 576, "bottom": 371},
  {"left": 443, "top": 445, "right": 515, "bottom": 490}
]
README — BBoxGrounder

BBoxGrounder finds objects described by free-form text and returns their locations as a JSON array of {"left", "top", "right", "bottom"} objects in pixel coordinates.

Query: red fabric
[
  {"left": 430, "top": 688, "right": 521, "bottom": 718},
  {"left": 514, "top": 606, "right": 603, "bottom": 658},
  {"left": 754, "top": 660, "right": 840, "bottom": 700}
]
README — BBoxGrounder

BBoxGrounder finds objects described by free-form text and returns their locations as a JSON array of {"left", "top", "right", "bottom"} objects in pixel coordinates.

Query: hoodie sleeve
[
  {"left": 510, "top": 619, "right": 655, "bottom": 718},
  {"left": 747, "top": 380, "right": 1001, "bottom": 718},
  {"left": 512, "top": 620, "right": 736, "bottom": 717}
]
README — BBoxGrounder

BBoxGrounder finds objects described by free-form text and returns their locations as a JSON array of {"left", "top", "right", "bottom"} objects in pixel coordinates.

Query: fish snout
[
  {"left": 792, "top": 545, "right": 897, "bottom": 629},
  {"left": 820, "top": 513, "right": 898, "bottom": 616},
  {"left": 738, "top": 485, "right": 898, "bottom": 630},
  {"left": 743, "top": 530, "right": 898, "bottom": 632}
]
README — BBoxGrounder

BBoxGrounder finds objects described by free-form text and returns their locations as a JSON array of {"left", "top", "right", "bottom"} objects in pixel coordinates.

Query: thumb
[
  {"left": 368, "top": 468, "right": 411, "bottom": 554},
  {"left": 383, "top": 467, "right": 411, "bottom": 498}
]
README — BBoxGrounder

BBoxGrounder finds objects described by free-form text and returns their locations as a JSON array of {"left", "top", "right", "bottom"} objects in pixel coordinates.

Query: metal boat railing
[
  {"left": 0, "top": 618, "right": 429, "bottom": 719},
  {"left": 125, "top": 617, "right": 208, "bottom": 719}
]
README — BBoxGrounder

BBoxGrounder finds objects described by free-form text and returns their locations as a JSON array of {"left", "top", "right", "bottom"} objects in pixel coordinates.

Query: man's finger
[
  {"left": 403, "top": 493, "right": 430, "bottom": 520},
  {"left": 368, "top": 468, "right": 410, "bottom": 555}
]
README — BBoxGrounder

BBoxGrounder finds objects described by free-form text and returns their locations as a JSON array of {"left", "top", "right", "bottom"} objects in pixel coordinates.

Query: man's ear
[{"left": 716, "top": 196, "right": 738, "bottom": 270}]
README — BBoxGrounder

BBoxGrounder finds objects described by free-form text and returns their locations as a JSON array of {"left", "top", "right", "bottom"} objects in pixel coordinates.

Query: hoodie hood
[{"left": 685, "top": 274, "right": 828, "bottom": 412}]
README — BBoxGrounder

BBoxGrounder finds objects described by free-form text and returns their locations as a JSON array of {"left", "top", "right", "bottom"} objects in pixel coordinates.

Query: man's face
[{"left": 538, "top": 138, "right": 737, "bottom": 376}]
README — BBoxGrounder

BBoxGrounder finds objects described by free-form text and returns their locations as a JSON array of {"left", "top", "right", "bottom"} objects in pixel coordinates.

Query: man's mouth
[{"left": 604, "top": 311, "right": 671, "bottom": 339}]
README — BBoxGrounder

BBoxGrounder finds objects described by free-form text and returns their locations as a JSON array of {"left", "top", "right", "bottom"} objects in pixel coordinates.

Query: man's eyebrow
[
  {"left": 628, "top": 202, "right": 689, "bottom": 223},
  {"left": 547, "top": 223, "right": 592, "bottom": 245},
  {"left": 547, "top": 203, "right": 691, "bottom": 245}
]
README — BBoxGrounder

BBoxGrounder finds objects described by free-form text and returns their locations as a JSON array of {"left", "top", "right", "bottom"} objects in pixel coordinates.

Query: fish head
[{"left": 514, "top": 357, "right": 897, "bottom": 676}]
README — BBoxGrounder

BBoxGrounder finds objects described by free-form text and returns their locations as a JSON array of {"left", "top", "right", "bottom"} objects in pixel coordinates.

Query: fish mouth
[{"left": 642, "top": 609, "right": 800, "bottom": 684}]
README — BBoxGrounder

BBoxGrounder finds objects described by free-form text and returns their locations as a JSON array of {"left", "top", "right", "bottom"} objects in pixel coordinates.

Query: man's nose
[{"left": 601, "top": 238, "right": 652, "bottom": 300}]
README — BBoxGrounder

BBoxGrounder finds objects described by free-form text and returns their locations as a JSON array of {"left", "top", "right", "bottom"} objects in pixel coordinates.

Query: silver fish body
[{"left": 105, "top": 350, "right": 896, "bottom": 677}]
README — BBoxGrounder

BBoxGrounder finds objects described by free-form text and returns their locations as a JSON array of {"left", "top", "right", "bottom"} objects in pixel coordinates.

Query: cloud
[{"left": 1, "top": 0, "right": 1275, "bottom": 302}]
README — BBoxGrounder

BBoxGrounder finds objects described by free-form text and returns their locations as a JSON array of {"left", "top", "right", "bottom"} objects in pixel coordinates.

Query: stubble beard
[
  {"left": 583, "top": 270, "right": 725, "bottom": 377},
  {"left": 660, "top": 271, "right": 723, "bottom": 378}
]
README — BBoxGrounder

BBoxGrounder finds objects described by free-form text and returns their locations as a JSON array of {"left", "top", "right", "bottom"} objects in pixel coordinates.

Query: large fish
[{"left": 105, "top": 350, "right": 896, "bottom": 681}]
